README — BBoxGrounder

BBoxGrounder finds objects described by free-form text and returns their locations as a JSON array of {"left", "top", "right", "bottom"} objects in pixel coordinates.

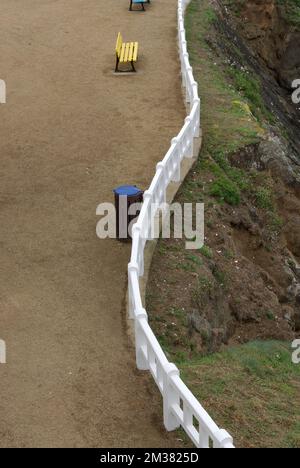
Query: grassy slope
[
  {"left": 150, "top": 0, "right": 300, "bottom": 448},
  {"left": 180, "top": 341, "right": 300, "bottom": 448},
  {"left": 184, "top": 0, "right": 274, "bottom": 208},
  {"left": 282, "top": 0, "right": 300, "bottom": 28},
  {"left": 185, "top": 0, "right": 263, "bottom": 153}
]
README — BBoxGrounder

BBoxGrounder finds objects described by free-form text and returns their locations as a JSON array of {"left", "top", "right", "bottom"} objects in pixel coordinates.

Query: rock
[
  {"left": 188, "top": 310, "right": 212, "bottom": 337},
  {"left": 285, "top": 217, "right": 300, "bottom": 258},
  {"left": 229, "top": 297, "right": 261, "bottom": 323},
  {"left": 234, "top": 0, "right": 300, "bottom": 90},
  {"left": 290, "top": 261, "right": 300, "bottom": 281},
  {"left": 287, "top": 279, "right": 300, "bottom": 302},
  {"left": 260, "top": 270, "right": 277, "bottom": 290},
  {"left": 283, "top": 264, "right": 296, "bottom": 284},
  {"left": 230, "top": 208, "right": 257, "bottom": 233},
  {"left": 229, "top": 143, "right": 263, "bottom": 171},
  {"left": 278, "top": 32, "right": 300, "bottom": 90},
  {"left": 249, "top": 206, "right": 260, "bottom": 223},
  {"left": 258, "top": 138, "right": 299, "bottom": 187},
  {"left": 282, "top": 305, "right": 295, "bottom": 324},
  {"left": 295, "top": 312, "right": 300, "bottom": 332}
]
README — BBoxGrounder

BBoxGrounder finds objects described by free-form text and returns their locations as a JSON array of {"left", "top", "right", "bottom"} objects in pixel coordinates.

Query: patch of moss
[{"left": 210, "top": 176, "right": 241, "bottom": 206}]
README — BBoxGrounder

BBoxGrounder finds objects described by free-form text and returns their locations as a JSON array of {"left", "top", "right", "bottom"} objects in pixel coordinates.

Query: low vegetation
[{"left": 180, "top": 341, "right": 300, "bottom": 448}]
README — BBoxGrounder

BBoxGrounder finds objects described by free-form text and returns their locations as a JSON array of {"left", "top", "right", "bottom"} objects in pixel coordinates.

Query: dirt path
[{"left": 0, "top": 0, "right": 185, "bottom": 447}]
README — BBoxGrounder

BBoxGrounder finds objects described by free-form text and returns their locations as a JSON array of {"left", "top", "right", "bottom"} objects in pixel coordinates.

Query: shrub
[{"left": 210, "top": 176, "right": 241, "bottom": 206}]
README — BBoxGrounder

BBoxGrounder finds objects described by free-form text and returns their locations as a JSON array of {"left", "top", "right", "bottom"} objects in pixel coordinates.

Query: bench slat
[
  {"left": 116, "top": 32, "right": 123, "bottom": 57},
  {"left": 132, "top": 42, "right": 139, "bottom": 62},
  {"left": 124, "top": 42, "right": 130, "bottom": 63},
  {"left": 119, "top": 42, "right": 138, "bottom": 63},
  {"left": 120, "top": 43, "right": 126, "bottom": 62},
  {"left": 128, "top": 42, "right": 134, "bottom": 62}
]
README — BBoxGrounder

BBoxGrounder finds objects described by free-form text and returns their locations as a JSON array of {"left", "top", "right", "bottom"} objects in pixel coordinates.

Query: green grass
[
  {"left": 277, "top": 0, "right": 300, "bottom": 29},
  {"left": 254, "top": 186, "right": 274, "bottom": 210},
  {"left": 185, "top": 253, "right": 203, "bottom": 267},
  {"left": 199, "top": 245, "right": 213, "bottom": 259},
  {"left": 181, "top": 0, "right": 284, "bottom": 227},
  {"left": 184, "top": 0, "right": 265, "bottom": 209},
  {"left": 228, "top": 68, "right": 275, "bottom": 123},
  {"left": 180, "top": 341, "right": 300, "bottom": 448},
  {"left": 210, "top": 176, "right": 241, "bottom": 206}
]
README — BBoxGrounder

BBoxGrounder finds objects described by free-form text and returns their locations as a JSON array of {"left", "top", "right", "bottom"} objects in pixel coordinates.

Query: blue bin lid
[{"left": 113, "top": 185, "right": 143, "bottom": 196}]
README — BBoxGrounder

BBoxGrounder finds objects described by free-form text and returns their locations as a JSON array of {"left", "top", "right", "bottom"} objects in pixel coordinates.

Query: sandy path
[{"left": 0, "top": 0, "right": 185, "bottom": 447}]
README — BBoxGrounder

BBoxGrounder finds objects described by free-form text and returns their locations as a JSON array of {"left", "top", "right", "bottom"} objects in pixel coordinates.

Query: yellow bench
[{"left": 115, "top": 33, "right": 139, "bottom": 73}]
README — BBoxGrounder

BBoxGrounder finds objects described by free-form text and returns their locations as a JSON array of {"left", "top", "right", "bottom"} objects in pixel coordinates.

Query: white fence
[
  {"left": 127, "top": 0, "right": 234, "bottom": 448},
  {"left": 0, "top": 339, "right": 6, "bottom": 364},
  {"left": 0, "top": 79, "right": 6, "bottom": 104}
]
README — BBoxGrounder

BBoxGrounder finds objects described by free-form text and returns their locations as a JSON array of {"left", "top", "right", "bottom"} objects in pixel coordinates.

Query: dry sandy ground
[{"left": 0, "top": 0, "right": 186, "bottom": 447}]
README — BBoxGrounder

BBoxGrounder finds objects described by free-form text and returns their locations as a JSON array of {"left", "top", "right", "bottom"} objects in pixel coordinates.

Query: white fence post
[
  {"left": 213, "top": 429, "right": 234, "bottom": 449},
  {"left": 194, "top": 97, "right": 201, "bottom": 138},
  {"left": 171, "top": 137, "right": 181, "bottom": 182},
  {"left": 0, "top": 339, "right": 6, "bottom": 364},
  {"left": 0, "top": 79, "right": 6, "bottom": 104},
  {"left": 192, "top": 81, "right": 198, "bottom": 100},
  {"left": 163, "top": 363, "right": 181, "bottom": 431},
  {"left": 199, "top": 429, "right": 210, "bottom": 449},
  {"left": 156, "top": 162, "right": 167, "bottom": 204},
  {"left": 186, "top": 65, "right": 193, "bottom": 103},
  {"left": 135, "top": 308, "right": 150, "bottom": 370},
  {"left": 128, "top": 261, "right": 140, "bottom": 319},
  {"left": 184, "top": 116, "right": 194, "bottom": 158},
  {"left": 182, "top": 51, "right": 188, "bottom": 88},
  {"left": 142, "top": 190, "right": 153, "bottom": 240}
]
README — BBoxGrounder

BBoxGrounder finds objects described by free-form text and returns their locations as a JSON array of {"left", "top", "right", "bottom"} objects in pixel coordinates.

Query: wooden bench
[
  {"left": 115, "top": 33, "right": 139, "bottom": 73},
  {"left": 129, "top": 0, "right": 150, "bottom": 11}
]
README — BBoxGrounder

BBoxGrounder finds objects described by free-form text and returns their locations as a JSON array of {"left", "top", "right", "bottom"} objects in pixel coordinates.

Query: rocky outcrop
[{"left": 236, "top": 0, "right": 300, "bottom": 89}]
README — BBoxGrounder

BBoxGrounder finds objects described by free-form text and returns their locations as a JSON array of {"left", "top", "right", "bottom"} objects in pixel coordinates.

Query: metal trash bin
[{"left": 113, "top": 185, "right": 143, "bottom": 240}]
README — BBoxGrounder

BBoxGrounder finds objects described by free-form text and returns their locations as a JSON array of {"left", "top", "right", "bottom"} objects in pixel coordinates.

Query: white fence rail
[{"left": 128, "top": 0, "right": 234, "bottom": 449}]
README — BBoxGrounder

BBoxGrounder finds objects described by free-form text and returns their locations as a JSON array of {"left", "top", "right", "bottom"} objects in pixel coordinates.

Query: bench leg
[
  {"left": 115, "top": 57, "right": 120, "bottom": 73},
  {"left": 115, "top": 58, "right": 136, "bottom": 73}
]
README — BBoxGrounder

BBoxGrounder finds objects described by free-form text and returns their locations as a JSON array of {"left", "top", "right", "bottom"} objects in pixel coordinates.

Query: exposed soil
[
  {"left": 225, "top": 0, "right": 300, "bottom": 89},
  {"left": 216, "top": 0, "right": 300, "bottom": 156},
  {"left": 147, "top": 146, "right": 299, "bottom": 356},
  {"left": 0, "top": 0, "right": 186, "bottom": 448}
]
